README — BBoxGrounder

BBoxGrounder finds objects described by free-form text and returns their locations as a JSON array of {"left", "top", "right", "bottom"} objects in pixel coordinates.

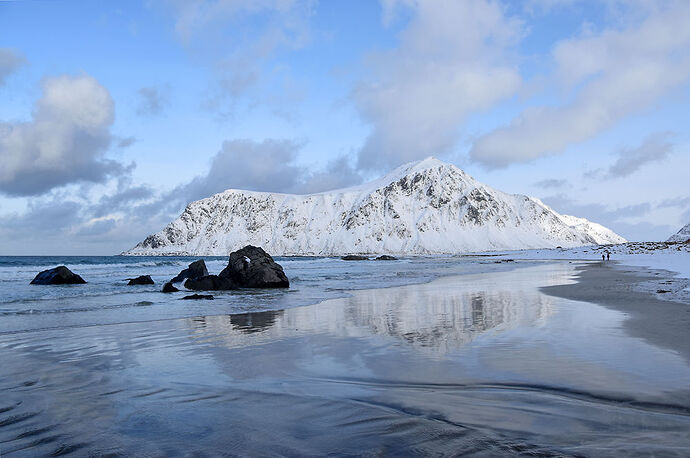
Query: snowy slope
[
  {"left": 667, "top": 222, "right": 690, "bottom": 242},
  {"left": 124, "top": 157, "right": 626, "bottom": 256}
]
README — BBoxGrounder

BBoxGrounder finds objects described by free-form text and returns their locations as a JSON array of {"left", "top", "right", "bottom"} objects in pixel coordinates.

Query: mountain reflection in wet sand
[
  {"left": 185, "top": 270, "right": 553, "bottom": 355},
  {"left": 1, "top": 263, "right": 689, "bottom": 456}
]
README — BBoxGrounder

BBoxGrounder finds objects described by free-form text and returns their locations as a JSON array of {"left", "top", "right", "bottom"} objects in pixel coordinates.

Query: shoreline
[{"left": 541, "top": 261, "right": 690, "bottom": 363}]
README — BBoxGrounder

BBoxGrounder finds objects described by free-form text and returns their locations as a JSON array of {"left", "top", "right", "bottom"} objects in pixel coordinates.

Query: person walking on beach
[
  {"left": 602, "top": 254, "right": 605, "bottom": 261},
  {"left": 606, "top": 252, "right": 610, "bottom": 261}
]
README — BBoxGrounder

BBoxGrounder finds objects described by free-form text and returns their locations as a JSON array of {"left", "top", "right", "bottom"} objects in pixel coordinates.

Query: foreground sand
[
  {"left": 0, "top": 261, "right": 688, "bottom": 456},
  {"left": 542, "top": 261, "right": 690, "bottom": 363}
]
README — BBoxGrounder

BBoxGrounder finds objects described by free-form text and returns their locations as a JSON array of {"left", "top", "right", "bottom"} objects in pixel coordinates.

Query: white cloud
[
  {"left": 470, "top": 1, "right": 690, "bottom": 167},
  {"left": 355, "top": 0, "right": 523, "bottom": 171},
  {"left": 0, "top": 75, "right": 126, "bottom": 196}
]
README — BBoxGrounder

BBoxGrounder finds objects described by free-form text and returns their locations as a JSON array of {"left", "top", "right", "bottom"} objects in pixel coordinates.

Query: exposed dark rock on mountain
[
  {"left": 30, "top": 266, "right": 86, "bottom": 285},
  {"left": 127, "top": 275, "right": 154, "bottom": 285},
  {"left": 219, "top": 245, "right": 289, "bottom": 288},
  {"left": 171, "top": 260, "right": 208, "bottom": 283}
]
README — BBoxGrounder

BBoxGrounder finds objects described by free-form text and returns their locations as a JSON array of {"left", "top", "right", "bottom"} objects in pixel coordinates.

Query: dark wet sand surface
[
  {"left": 1, "top": 262, "right": 689, "bottom": 456},
  {"left": 542, "top": 261, "right": 690, "bottom": 363}
]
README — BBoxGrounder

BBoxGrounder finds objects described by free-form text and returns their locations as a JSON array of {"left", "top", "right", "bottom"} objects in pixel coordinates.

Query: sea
[
  {"left": 1, "top": 255, "right": 689, "bottom": 456},
  {"left": 0, "top": 255, "right": 516, "bottom": 334}
]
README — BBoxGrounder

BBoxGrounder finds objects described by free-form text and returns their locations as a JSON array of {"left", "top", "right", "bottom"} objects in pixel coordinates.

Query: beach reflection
[
  {"left": 185, "top": 270, "right": 554, "bottom": 355},
  {"left": 3, "top": 264, "right": 690, "bottom": 456}
]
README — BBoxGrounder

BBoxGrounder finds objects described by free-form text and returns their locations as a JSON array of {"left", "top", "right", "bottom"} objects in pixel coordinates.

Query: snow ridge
[
  {"left": 124, "top": 157, "right": 626, "bottom": 256},
  {"left": 667, "top": 222, "right": 690, "bottom": 242}
]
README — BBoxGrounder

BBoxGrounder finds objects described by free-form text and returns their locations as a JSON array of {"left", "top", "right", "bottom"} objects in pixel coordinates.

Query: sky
[{"left": 0, "top": 0, "right": 689, "bottom": 255}]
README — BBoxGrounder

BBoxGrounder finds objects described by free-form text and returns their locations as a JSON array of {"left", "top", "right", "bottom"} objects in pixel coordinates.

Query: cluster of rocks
[
  {"left": 341, "top": 254, "right": 398, "bottom": 261},
  {"left": 29, "top": 246, "right": 290, "bottom": 301},
  {"left": 163, "top": 245, "right": 289, "bottom": 299}
]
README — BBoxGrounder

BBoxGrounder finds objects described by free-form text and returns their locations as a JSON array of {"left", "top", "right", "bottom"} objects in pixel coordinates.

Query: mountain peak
[
  {"left": 125, "top": 153, "right": 625, "bottom": 256},
  {"left": 667, "top": 222, "right": 690, "bottom": 242},
  {"left": 392, "top": 156, "right": 453, "bottom": 175}
]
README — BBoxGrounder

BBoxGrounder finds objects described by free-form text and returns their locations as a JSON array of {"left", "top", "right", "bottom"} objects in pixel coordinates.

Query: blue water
[
  {"left": 0, "top": 255, "right": 517, "bottom": 334},
  {"left": 1, "top": 256, "right": 690, "bottom": 456}
]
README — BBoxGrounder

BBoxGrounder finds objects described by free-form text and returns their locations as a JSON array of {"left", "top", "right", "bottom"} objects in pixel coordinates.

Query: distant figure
[
  {"left": 606, "top": 252, "right": 610, "bottom": 261},
  {"left": 602, "top": 254, "right": 605, "bottom": 261}
]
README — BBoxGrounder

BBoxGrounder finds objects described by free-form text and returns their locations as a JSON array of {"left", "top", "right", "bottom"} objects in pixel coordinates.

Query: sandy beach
[
  {"left": 542, "top": 261, "right": 690, "bottom": 364},
  {"left": 1, "top": 260, "right": 689, "bottom": 456}
]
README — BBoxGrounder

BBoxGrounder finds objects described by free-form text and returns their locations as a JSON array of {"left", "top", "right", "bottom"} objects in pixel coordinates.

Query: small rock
[
  {"left": 341, "top": 255, "right": 369, "bottom": 261},
  {"left": 162, "top": 282, "right": 179, "bottom": 293},
  {"left": 181, "top": 294, "right": 214, "bottom": 300},
  {"left": 30, "top": 266, "right": 86, "bottom": 285},
  {"left": 171, "top": 260, "right": 208, "bottom": 283},
  {"left": 127, "top": 275, "right": 154, "bottom": 285},
  {"left": 185, "top": 275, "right": 238, "bottom": 291},
  {"left": 374, "top": 255, "right": 397, "bottom": 261},
  {"left": 656, "top": 289, "right": 671, "bottom": 294}
]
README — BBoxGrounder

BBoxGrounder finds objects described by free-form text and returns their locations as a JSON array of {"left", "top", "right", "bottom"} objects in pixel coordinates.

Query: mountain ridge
[
  {"left": 667, "top": 222, "right": 690, "bottom": 242},
  {"left": 124, "top": 157, "right": 626, "bottom": 256}
]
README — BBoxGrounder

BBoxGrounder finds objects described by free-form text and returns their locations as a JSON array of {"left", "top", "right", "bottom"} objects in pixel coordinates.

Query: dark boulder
[
  {"left": 30, "top": 266, "right": 86, "bottom": 285},
  {"left": 184, "top": 275, "right": 237, "bottom": 291},
  {"left": 127, "top": 275, "right": 154, "bottom": 285},
  {"left": 341, "top": 255, "right": 369, "bottom": 261},
  {"left": 374, "top": 255, "right": 397, "bottom": 261},
  {"left": 162, "top": 282, "right": 179, "bottom": 293},
  {"left": 219, "top": 245, "right": 289, "bottom": 288},
  {"left": 171, "top": 260, "right": 208, "bottom": 283},
  {"left": 181, "top": 294, "right": 214, "bottom": 300}
]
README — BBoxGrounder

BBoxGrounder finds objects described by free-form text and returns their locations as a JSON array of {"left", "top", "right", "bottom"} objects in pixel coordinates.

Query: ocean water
[
  {"left": 1, "top": 257, "right": 689, "bottom": 456},
  {"left": 0, "top": 255, "right": 517, "bottom": 333}
]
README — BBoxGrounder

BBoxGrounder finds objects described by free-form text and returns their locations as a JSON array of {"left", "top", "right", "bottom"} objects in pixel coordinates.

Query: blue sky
[{"left": 1, "top": 0, "right": 689, "bottom": 254}]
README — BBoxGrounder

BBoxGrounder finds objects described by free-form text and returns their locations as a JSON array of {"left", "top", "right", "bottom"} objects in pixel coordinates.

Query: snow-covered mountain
[
  {"left": 667, "top": 222, "right": 690, "bottom": 242},
  {"left": 124, "top": 157, "right": 626, "bottom": 256}
]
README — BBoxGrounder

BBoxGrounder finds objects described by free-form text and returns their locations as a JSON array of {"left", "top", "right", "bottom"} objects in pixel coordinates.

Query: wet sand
[
  {"left": 1, "top": 262, "right": 689, "bottom": 456},
  {"left": 542, "top": 261, "right": 690, "bottom": 363}
]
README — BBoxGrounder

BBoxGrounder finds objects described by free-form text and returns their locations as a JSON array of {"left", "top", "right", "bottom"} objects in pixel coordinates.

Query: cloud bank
[
  {"left": 174, "top": 138, "right": 362, "bottom": 204},
  {"left": 0, "top": 74, "right": 126, "bottom": 196},
  {"left": 355, "top": 0, "right": 522, "bottom": 171},
  {"left": 470, "top": 1, "right": 690, "bottom": 167}
]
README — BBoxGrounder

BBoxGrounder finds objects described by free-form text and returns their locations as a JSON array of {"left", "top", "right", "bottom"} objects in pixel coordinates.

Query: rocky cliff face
[
  {"left": 667, "top": 222, "right": 690, "bottom": 242},
  {"left": 124, "top": 157, "right": 626, "bottom": 256}
]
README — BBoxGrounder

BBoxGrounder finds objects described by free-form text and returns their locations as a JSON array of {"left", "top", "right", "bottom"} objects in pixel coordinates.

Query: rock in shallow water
[
  {"left": 181, "top": 294, "right": 214, "bottom": 300},
  {"left": 127, "top": 275, "right": 154, "bottom": 285},
  {"left": 184, "top": 275, "right": 237, "bottom": 291},
  {"left": 30, "top": 266, "right": 86, "bottom": 285},
  {"left": 171, "top": 260, "right": 208, "bottom": 283},
  {"left": 374, "top": 255, "right": 397, "bottom": 261},
  {"left": 220, "top": 245, "right": 289, "bottom": 288},
  {"left": 341, "top": 255, "right": 369, "bottom": 261},
  {"left": 161, "top": 282, "right": 179, "bottom": 293}
]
